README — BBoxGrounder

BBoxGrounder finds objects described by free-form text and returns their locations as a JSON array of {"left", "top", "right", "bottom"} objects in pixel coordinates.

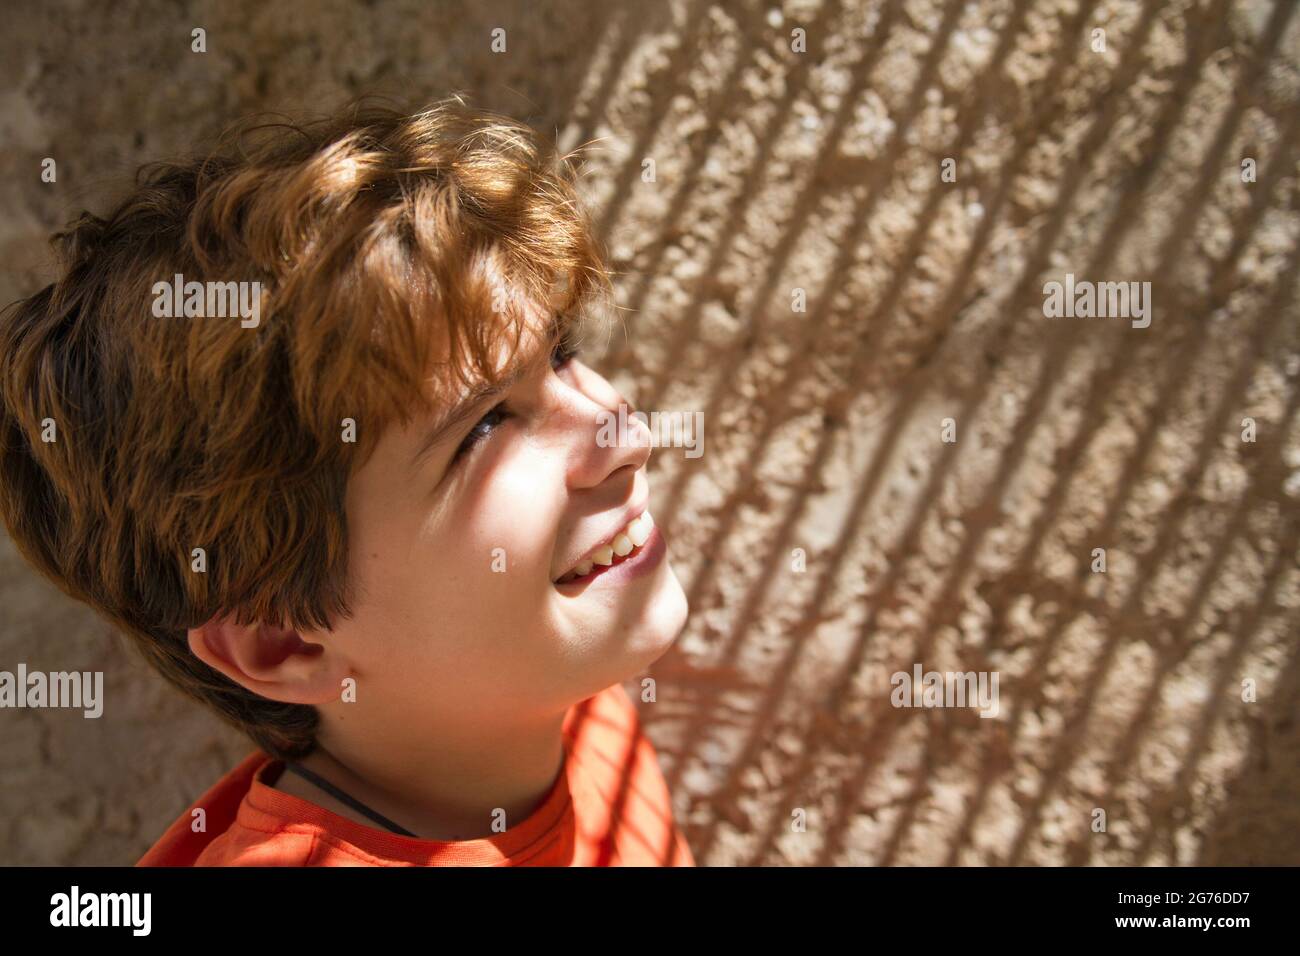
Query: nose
[{"left": 557, "top": 360, "right": 652, "bottom": 490}]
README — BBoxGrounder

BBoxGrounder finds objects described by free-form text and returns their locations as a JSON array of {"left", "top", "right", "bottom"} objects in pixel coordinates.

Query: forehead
[{"left": 427, "top": 295, "right": 568, "bottom": 404}]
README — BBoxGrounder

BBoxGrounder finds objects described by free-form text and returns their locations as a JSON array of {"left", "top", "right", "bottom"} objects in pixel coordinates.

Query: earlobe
[{"left": 186, "top": 615, "right": 342, "bottom": 706}]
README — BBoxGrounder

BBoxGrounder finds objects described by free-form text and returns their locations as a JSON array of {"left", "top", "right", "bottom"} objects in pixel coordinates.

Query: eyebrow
[
  {"left": 408, "top": 369, "right": 522, "bottom": 471},
  {"left": 408, "top": 311, "right": 569, "bottom": 471}
]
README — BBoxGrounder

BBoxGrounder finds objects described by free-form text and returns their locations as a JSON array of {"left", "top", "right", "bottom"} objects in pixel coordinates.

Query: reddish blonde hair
[{"left": 0, "top": 94, "right": 613, "bottom": 759}]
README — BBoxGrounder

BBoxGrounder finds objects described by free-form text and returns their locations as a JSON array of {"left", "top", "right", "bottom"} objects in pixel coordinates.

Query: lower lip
[{"left": 555, "top": 525, "right": 667, "bottom": 592}]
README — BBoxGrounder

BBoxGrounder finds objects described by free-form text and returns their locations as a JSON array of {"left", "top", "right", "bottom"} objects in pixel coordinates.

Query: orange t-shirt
[{"left": 137, "top": 683, "right": 695, "bottom": 866}]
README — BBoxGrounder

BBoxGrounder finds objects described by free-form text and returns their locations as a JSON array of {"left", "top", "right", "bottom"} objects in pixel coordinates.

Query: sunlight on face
[{"left": 317, "top": 294, "right": 688, "bottom": 731}]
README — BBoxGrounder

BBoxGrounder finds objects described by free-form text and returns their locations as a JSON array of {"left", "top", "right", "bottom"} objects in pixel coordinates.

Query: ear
[{"left": 187, "top": 615, "right": 348, "bottom": 706}]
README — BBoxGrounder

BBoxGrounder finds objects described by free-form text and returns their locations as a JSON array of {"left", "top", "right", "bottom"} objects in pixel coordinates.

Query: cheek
[
  {"left": 461, "top": 456, "right": 563, "bottom": 588},
  {"left": 385, "top": 457, "right": 564, "bottom": 638},
  {"left": 352, "top": 444, "right": 556, "bottom": 584},
  {"left": 339, "top": 448, "right": 571, "bottom": 693}
]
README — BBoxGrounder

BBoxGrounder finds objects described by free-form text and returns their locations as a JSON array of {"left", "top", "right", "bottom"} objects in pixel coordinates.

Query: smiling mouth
[{"left": 555, "top": 510, "right": 655, "bottom": 585}]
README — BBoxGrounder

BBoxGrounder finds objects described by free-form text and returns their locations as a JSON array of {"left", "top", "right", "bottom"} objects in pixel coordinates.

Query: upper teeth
[{"left": 562, "top": 511, "right": 654, "bottom": 581}]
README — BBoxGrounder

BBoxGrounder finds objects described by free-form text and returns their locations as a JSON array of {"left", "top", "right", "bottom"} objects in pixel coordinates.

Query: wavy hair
[{"left": 0, "top": 93, "right": 613, "bottom": 759}]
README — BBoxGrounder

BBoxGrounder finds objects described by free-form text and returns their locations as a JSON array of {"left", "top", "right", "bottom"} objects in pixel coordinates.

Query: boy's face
[{"left": 314, "top": 304, "right": 689, "bottom": 731}]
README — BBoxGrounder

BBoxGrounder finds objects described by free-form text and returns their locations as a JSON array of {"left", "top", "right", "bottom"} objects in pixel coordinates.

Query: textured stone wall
[{"left": 1, "top": 0, "right": 1297, "bottom": 865}]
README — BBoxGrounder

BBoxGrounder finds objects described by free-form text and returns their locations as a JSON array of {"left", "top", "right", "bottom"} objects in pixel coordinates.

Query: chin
[
  {"left": 563, "top": 565, "right": 690, "bottom": 704},
  {"left": 629, "top": 564, "right": 690, "bottom": 668}
]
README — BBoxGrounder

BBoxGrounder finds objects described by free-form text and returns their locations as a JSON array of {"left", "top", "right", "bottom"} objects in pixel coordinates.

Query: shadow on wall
[{"left": 0, "top": 0, "right": 1297, "bottom": 865}]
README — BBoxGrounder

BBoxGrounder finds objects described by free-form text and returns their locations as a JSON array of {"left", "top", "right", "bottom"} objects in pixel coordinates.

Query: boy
[{"left": 0, "top": 94, "right": 695, "bottom": 866}]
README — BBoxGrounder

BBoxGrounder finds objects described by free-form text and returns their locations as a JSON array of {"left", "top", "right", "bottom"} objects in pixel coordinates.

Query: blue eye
[
  {"left": 551, "top": 333, "right": 581, "bottom": 369},
  {"left": 452, "top": 336, "right": 582, "bottom": 464},
  {"left": 453, "top": 404, "right": 507, "bottom": 461}
]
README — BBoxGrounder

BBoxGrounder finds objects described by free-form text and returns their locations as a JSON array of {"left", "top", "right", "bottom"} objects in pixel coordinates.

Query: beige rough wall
[{"left": 1, "top": 0, "right": 1297, "bottom": 865}]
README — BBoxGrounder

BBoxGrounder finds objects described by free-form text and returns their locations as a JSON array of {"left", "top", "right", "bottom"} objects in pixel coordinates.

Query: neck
[{"left": 283, "top": 706, "right": 569, "bottom": 841}]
